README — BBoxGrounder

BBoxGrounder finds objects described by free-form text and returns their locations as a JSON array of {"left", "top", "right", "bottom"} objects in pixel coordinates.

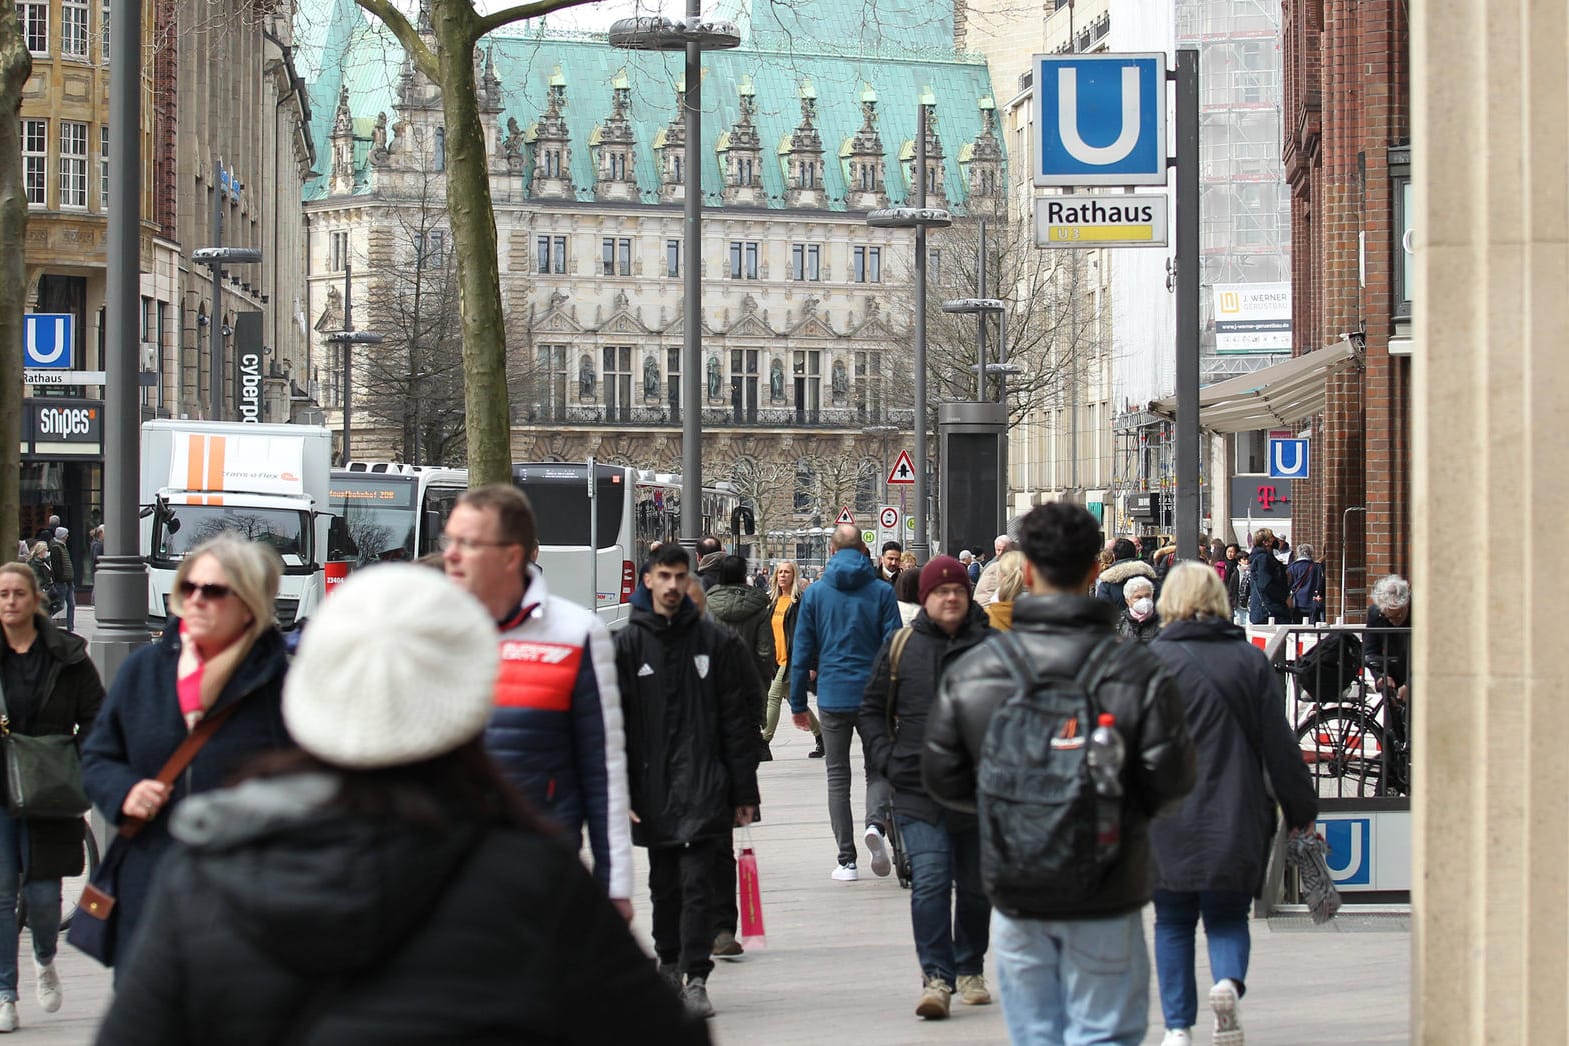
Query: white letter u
[{"left": 1058, "top": 66, "right": 1141, "bottom": 166}]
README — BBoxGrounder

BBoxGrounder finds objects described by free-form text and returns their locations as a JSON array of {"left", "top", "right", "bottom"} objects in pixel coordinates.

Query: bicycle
[
  {"left": 17, "top": 817, "right": 101, "bottom": 933},
  {"left": 876, "top": 797, "right": 912, "bottom": 890},
  {"left": 1294, "top": 670, "right": 1409, "bottom": 799}
]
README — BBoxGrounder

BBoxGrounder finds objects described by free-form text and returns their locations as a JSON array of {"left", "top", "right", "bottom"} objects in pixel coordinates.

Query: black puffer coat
[
  {"left": 96, "top": 773, "right": 709, "bottom": 1046},
  {"left": 1148, "top": 618, "right": 1318, "bottom": 894},
  {"left": 3, "top": 613, "right": 105, "bottom": 881},
  {"left": 615, "top": 602, "right": 761, "bottom": 848},
  {"left": 923, "top": 595, "right": 1195, "bottom": 920},
  {"left": 1247, "top": 547, "right": 1291, "bottom": 624},
  {"left": 1117, "top": 609, "right": 1163, "bottom": 644},
  {"left": 1094, "top": 557, "right": 1158, "bottom": 608},
  {"left": 859, "top": 604, "right": 991, "bottom": 823}
]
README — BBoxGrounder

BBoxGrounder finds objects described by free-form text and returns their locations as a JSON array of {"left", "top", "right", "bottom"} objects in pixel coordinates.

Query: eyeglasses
[
  {"left": 179, "top": 581, "right": 234, "bottom": 601},
  {"left": 439, "top": 534, "right": 518, "bottom": 553}
]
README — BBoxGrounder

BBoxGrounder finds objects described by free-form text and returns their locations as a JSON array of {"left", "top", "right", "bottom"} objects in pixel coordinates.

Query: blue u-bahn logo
[
  {"left": 23, "top": 313, "right": 74, "bottom": 369},
  {"left": 1035, "top": 53, "right": 1167, "bottom": 187},
  {"left": 1317, "top": 817, "right": 1372, "bottom": 886}
]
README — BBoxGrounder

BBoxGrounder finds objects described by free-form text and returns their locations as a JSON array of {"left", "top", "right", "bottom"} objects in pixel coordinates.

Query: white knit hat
[{"left": 284, "top": 564, "right": 499, "bottom": 769}]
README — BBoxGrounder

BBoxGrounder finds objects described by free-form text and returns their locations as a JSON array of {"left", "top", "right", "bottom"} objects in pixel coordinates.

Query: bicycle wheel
[
  {"left": 1296, "top": 707, "right": 1387, "bottom": 798},
  {"left": 20, "top": 822, "right": 100, "bottom": 933}
]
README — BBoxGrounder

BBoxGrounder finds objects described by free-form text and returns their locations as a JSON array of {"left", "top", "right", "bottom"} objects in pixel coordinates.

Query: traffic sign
[
  {"left": 23, "top": 314, "right": 74, "bottom": 369},
  {"left": 1034, "top": 52, "right": 1167, "bottom": 187},
  {"left": 887, "top": 450, "right": 917, "bottom": 485},
  {"left": 1034, "top": 194, "right": 1167, "bottom": 248},
  {"left": 1268, "top": 438, "right": 1310, "bottom": 479},
  {"left": 878, "top": 506, "right": 899, "bottom": 530},
  {"left": 834, "top": 507, "right": 855, "bottom": 526}
]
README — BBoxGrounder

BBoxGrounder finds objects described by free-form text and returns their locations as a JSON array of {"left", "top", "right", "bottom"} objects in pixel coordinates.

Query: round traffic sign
[{"left": 879, "top": 507, "right": 899, "bottom": 530}]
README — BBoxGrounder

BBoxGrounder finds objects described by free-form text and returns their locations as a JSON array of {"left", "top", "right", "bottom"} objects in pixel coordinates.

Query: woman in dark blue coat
[
  {"left": 1245, "top": 528, "right": 1291, "bottom": 625},
  {"left": 81, "top": 536, "right": 293, "bottom": 968},
  {"left": 1147, "top": 562, "right": 1318, "bottom": 1046}
]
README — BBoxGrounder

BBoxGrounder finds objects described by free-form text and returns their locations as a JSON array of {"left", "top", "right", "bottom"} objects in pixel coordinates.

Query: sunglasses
[{"left": 179, "top": 581, "right": 234, "bottom": 601}]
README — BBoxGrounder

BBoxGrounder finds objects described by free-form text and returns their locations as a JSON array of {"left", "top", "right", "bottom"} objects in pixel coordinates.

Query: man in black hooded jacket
[{"left": 615, "top": 543, "right": 761, "bottom": 1021}]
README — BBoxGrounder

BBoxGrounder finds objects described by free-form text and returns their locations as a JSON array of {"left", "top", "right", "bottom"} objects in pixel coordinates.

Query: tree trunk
[
  {"left": 0, "top": 15, "right": 31, "bottom": 562},
  {"left": 432, "top": 7, "right": 511, "bottom": 486}
]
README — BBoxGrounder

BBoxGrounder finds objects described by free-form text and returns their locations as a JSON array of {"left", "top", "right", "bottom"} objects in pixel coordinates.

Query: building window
[
  {"left": 929, "top": 248, "right": 942, "bottom": 286},
  {"left": 329, "top": 231, "right": 348, "bottom": 272},
  {"left": 729, "top": 240, "right": 759, "bottom": 280},
  {"left": 541, "top": 148, "right": 561, "bottom": 178},
  {"left": 433, "top": 128, "right": 445, "bottom": 171},
  {"left": 20, "top": 119, "right": 45, "bottom": 207},
  {"left": 800, "top": 161, "right": 817, "bottom": 188},
  {"left": 854, "top": 350, "right": 883, "bottom": 423},
  {"left": 790, "top": 243, "right": 821, "bottom": 281},
  {"left": 99, "top": 125, "right": 108, "bottom": 210},
  {"left": 730, "top": 348, "right": 758, "bottom": 423},
  {"left": 793, "top": 349, "right": 821, "bottom": 425},
  {"left": 61, "top": 0, "right": 87, "bottom": 57},
  {"left": 16, "top": 2, "right": 46, "bottom": 54},
  {"left": 665, "top": 239, "right": 680, "bottom": 278},
  {"left": 59, "top": 121, "right": 88, "bottom": 209},
  {"left": 414, "top": 229, "right": 444, "bottom": 268},
  {"left": 603, "top": 345, "right": 633, "bottom": 422},
  {"left": 536, "top": 234, "right": 566, "bottom": 274},
  {"left": 536, "top": 344, "right": 568, "bottom": 421},
  {"left": 734, "top": 156, "right": 754, "bottom": 186},
  {"left": 99, "top": 0, "right": 108, "bottom": 60},
  {"left": 601, "top": 237, "right": 630, "bottom": 276},
  {"left": 857, "top": 161, "right": 875, "bottom": 191},
  {"left": 853, "top": 246, "right": 882, "bottom": 284},
  {"left": 666, "top": 346, "right": 681, "bottom": 421}
]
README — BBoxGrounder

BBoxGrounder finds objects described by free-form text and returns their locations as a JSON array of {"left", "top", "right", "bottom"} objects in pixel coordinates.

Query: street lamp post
[
  {"left": 322, "top": 261, "right": 383, "bottom": 465},
  {"left": 610, "top": 10, "right": 740, "bottom": 549},
  {"left": 867, "top": 104, "right": 950, "bottom": 562},
  {"left": 192, "top": 243, "right": 262, "bottom": 423}
]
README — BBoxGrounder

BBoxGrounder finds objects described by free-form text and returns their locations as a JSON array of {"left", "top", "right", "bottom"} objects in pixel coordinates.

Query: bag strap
[
  {"left": 117, "top": 703, "right": 241, "bottom": 840},
  {"left": 884, "top": 626, "right": 914, "bottom": 735}
]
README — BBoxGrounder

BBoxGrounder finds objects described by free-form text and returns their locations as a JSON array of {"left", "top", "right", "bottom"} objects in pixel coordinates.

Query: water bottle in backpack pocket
[{"left": 977, "top": 635, "right": 1124, "bottom": 909}]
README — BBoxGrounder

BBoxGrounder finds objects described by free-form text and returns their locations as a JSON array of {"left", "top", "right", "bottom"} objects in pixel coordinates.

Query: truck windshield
[{"left": 153, "top": 505, "right": 309, "bottom": 567}]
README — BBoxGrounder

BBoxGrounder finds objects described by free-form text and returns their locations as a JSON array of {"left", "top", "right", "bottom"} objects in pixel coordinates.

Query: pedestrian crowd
[{"left": 0, "top": 498, "right": 1410, "bottom": 1044}]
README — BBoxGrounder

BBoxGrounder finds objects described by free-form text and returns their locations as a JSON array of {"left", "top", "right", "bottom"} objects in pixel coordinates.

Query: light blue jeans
[
  {"left": 991, "top": 908, "right": 1148, "bottom": 1046},
  {"left": 0, "top": 811, "right": 61, "bottom": 1002}
]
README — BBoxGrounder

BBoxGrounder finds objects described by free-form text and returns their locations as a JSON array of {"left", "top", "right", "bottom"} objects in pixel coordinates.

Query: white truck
[{"left": 140, "top": 420, "right": 333, "bottom": 632}]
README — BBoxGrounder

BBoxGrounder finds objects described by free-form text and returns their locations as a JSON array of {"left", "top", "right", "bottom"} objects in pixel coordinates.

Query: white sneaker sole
[
  {"left": 831, "top": 866, "right": 859, "bottom": 882},
  {"left": 1210, "top": 981, "right": 1243, "bottom": 1046},
  {"left": 865, "top": 826, "right": 891, "bottom": 877}
]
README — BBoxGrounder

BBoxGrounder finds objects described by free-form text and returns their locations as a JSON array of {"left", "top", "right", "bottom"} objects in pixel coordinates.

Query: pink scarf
[{"left": 176, "top": 620, "right": 254, "bottom": 732}]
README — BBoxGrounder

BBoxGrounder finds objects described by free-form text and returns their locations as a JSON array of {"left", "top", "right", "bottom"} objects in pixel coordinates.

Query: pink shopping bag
[{"left": 738, "top": 826, "right": 766, "bottom": 948}]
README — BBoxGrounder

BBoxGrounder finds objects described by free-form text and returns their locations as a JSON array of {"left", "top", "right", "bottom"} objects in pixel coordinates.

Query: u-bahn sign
[{"left": 1034, "top": 53, "right": 1168, "bottom": 187}]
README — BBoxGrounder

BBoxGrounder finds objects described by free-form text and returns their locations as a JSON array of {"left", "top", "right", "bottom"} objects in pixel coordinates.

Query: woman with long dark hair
[{"left": 96, "top": 564, "right": 707, "bottom": 1045}]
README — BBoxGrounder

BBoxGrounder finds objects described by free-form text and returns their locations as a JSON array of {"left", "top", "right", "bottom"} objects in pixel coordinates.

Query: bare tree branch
[{"left": 353, "top": 0, "right": 438, "bottom": 80}]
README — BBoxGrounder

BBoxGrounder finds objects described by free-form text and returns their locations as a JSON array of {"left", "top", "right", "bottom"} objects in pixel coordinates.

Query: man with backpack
[
  {"left": 923, "top": 502, "right": 1196, "bottom": 1045},
  {"left": 859, "top": 555, "right": 993, "bottom": 1020}
]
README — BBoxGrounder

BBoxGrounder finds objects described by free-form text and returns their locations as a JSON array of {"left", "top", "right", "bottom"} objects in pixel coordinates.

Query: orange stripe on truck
[
  {"left": 207, "top": 436, "right": 226, "bottom": 493},
  {"left": 186, "top": 435, "right": 205, "bottom": 492}
]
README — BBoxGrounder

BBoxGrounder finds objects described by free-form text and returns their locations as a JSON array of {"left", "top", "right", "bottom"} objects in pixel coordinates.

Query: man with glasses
[{"left": 442, "top": 484, "right": 634, "bottom": 920}]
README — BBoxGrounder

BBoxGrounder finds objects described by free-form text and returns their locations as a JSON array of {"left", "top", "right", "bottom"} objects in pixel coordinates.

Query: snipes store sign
[
  {"left": 1213, "top": 282, "right": 1291, "bottom": 354},
  {"left": 22, "top": 398, "right": 103, "bottom": 459}
]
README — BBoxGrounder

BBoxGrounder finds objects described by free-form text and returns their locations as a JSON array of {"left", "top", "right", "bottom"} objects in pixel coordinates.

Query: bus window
[
  {"left": 513, "top": 468, "right": 625, "bottom": 550},
  {"left": 419, "top": 485, "right": 464, "bottom": 556}
]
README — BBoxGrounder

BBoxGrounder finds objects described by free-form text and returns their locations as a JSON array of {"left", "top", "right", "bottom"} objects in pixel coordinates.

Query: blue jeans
[
  {"left": 991, "top": 908, "right": 1148, "bottom": 1046},
  {"left": 896, "top": 814, "right": 989, "bottom": 985},
  {"left": 0, "top": 811, "right": 60, "bottom": 1002},
  {"left": 1152, "top": 889, "right": 1251, "bottom": 1030}
]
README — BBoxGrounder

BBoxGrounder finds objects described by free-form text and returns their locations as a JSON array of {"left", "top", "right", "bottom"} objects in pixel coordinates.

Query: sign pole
[{"left": 1174, "top": 49, "right": 1200, "bottom": 561}]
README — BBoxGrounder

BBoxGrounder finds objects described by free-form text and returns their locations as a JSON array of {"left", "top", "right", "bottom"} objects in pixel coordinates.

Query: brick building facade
[{"left": 1283, "top": 0, "right": 1411, "bottom": 617}]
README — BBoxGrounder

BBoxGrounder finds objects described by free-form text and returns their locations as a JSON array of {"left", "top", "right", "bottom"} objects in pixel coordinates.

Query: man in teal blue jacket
[{"left": 790, "top": 524, "right": 902, "bottom": 880}]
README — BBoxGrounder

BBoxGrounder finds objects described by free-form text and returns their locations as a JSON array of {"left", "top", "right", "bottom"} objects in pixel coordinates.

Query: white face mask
[{"left": 1130, "top": 597, "right": 1155, "bottom": 621}]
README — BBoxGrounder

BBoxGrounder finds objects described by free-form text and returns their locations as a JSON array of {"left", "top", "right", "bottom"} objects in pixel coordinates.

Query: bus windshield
[
  {"left": 153, "top": 505, "right": 309, "bottom": 567},
  {"left": 328, "top": 475, "right": 418, "bottom": 565}
]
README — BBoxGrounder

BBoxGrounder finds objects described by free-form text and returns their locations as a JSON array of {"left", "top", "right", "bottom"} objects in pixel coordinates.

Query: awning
[{"left": 1148, "top": 341, "right": 1358, "bottom": 433}]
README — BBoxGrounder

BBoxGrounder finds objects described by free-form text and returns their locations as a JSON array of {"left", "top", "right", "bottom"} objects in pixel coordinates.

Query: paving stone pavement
[{"left": 38, "top": 607, "right": 1408, "bottom": 1043}]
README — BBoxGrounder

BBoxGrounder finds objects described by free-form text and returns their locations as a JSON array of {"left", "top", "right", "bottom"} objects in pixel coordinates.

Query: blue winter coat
[
  {"left": 80, "top": 627, "right": 293, "bottom": 965},
  {"left": 789, "top": 549, "right": 900, "bottom": 714}
]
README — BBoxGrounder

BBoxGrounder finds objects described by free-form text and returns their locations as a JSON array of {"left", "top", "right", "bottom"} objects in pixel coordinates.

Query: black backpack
[
  {"left": 977, "top": 633, "right": 1122, "bottom": 908},
  {"left": 1291, "top": 630, "right": 1364, "bottom": 703}
]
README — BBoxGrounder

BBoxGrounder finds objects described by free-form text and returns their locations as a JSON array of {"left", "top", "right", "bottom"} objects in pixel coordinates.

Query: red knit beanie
[{"left": 918, "top": 555, "right": 972, "bottom": 604}]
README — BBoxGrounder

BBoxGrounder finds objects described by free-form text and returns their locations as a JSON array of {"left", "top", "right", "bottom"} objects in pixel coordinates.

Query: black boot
[{"left": 809, "top": 735, "right": 824, "bottom": 759}]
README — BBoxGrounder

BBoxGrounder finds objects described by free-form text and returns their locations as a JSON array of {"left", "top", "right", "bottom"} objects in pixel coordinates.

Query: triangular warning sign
[
  {"left": 887, "top": 450, "right": 917, "bottom": 485},
  {"left": 834, "top": 507, "right": 855, "bottom": 525}
]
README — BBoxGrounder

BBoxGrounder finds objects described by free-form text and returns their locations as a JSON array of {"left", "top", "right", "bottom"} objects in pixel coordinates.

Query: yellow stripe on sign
[{"left": 1049, "top": 225, "right": 1157, "bottom": 242}]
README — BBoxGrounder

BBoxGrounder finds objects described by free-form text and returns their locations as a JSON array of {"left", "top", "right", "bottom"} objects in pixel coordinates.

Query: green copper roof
[{"left": 298, "top": 0, "right": 1003, "bottom": 210}]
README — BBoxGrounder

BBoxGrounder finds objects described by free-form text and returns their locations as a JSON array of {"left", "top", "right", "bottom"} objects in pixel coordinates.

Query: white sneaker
[
  {"left": 1161, "top": 1029, "right": 1193, "bottom": 1046},
  {"left": 831, "top": 861, "right": 859, "bottom": 881},
  {"left": 1210, "top": 979, "right": 1243, "bottom": 1046},
  {"left": 34, "top": 959, "right": 60, "bottom": 1014},
  {"left": 0, "top": 1000, "right": 16, "bottom": 1032},
  {"left": 864, "top": 824, "right": 892, "bottom": 877}
]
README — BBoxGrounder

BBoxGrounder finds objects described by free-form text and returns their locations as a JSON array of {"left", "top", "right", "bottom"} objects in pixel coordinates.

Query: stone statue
[
  {"left": 643, "top": 353, "right": 660, "bottom": 399},
  {"left": 707, "top": 355, "right": 722, "bottom": 399},
  {"left": 831, "top": 358, "right": 849, "bottom": 399},
  {"left": 770, "top": 357, "right": 785, "bottom": 402},
  {"left": 579, "top": 354, "right": 596, "bottom": 398}
]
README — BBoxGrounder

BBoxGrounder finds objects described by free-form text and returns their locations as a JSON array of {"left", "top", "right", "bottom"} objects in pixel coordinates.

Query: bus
[
  {"left": 511, "top": 463, "right": 740, "bottom": 632},
  {"left": 327, "top": 465, "right": 467, "bottom": 566}
]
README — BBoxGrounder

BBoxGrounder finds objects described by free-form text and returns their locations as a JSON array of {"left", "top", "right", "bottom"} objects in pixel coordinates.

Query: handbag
[
  {"left": 737, "top": 825, "right": 766, "bottom": 949},
  {"left": 67, "top": 703, "right": 240, "bottom": 966},
  {"left": 0, "top": 673, "right": 89, "bottom": 819}
]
